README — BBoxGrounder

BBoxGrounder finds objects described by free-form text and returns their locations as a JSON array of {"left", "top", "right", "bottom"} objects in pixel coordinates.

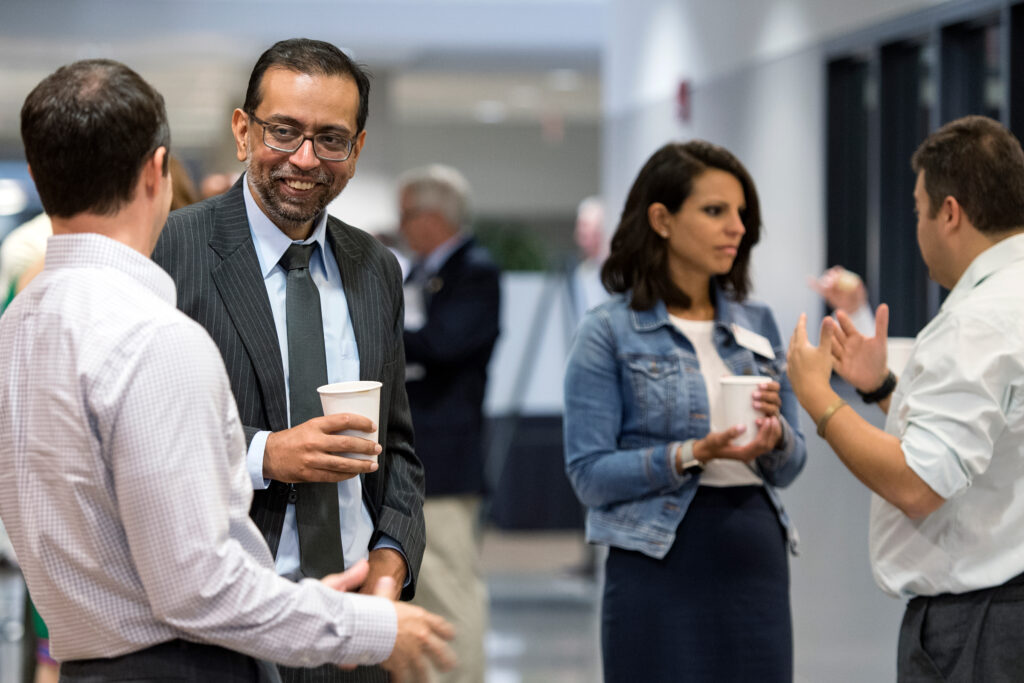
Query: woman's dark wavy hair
[{"left": 601, "top": 140, "right": 761, "bottom": 311}]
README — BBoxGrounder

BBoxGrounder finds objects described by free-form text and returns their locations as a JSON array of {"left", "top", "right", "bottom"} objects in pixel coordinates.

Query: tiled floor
[{"left": 481, "top": 530, "right": 602, "bottom": 683}]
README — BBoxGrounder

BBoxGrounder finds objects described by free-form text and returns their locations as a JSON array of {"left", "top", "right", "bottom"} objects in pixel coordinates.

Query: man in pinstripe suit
[{"left": 153, "top": 39, "right": 432, "bottom": 683}]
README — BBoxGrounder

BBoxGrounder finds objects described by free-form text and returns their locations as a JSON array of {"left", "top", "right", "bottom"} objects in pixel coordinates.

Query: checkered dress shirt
[{"left": 0, "top": 233, "right": 396, "bottom": 666}]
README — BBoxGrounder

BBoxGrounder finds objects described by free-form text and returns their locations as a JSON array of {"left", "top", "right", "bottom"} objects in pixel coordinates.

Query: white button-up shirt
[
  {"left": 0, "top": 233, "right": 395, "bottom": 664},
  {"left": 870, "top": 232, "right": 1024, "bottom": 598}
]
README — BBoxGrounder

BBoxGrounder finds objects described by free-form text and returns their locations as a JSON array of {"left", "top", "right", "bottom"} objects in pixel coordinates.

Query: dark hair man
[
  {"left": 398, "top": 164, "right": 501, "bottom": 683},
  {"left": 1, "top": 58, "right": 452, "bottom": 682},
  {"left": 787, "top": 115, "right": 1024, "bottom": 681},
  {"left": 152, "top": 38, "right": 440, "bottom": 682}
]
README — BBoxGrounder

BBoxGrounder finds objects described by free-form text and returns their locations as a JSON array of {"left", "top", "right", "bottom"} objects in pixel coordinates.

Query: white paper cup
[
  {"left": 886, "top": 337, "right": 915, "bottom": 377},
  {"left": 719, "top": 376, "right": 769, "bottom": 447},
  {"left": 317, "top": 381, "right": 382, "bottom": 461}
]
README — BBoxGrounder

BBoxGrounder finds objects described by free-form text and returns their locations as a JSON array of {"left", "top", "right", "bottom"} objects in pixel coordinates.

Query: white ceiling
[{"left": 0, "top": 0, "right": 606, "bottom": 156}]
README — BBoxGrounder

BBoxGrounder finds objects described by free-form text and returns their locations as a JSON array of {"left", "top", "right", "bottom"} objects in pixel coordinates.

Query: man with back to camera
[
  {"left": 398, "top": 164, "right": 501, "bottom": 683},
  {"left": 787, "top": 115, "right": 1024, "bottom": 681},
  {"left": 151, "top": 39, "right": 430, "bottom": 683},
  {"left": 0, "top": 58, "right": 453, "bottom": 682}
]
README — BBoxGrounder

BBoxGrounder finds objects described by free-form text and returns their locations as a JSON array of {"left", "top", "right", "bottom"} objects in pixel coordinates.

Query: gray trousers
[
  {"left": 59, "top": 639, "right": 281, "bottom": 683},
  {"left": 897, "top": 572, "right": 1024, "bottom": 682}
]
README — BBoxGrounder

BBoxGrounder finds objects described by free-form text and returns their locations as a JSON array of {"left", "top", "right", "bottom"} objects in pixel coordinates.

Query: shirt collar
[
  {"left": 941, "top": 231, "right": 1024, "bottom": 310},
  {"left": 629, "top": 281, "right": 745, "bottom": 333},
  {"left": 44, "top": 233, "right": 177, "bottom": 304},
  {"left": 418, "top": 233, "right": 467, "bottom": 277},
  {"left": 243, "top": 174, "right": 331, "bottom": 279}
]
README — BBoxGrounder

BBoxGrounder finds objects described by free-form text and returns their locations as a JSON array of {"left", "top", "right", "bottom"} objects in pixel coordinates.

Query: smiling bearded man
[{"left": 152, "top": 38, "right": 433, "bottom": 683}]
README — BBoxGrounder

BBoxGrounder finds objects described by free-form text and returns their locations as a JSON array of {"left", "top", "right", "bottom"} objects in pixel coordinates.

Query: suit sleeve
[
  {"left": 371, "top": 250, "right": 425, "bottom": 601},
  {"left": 152, "top": 208, "right": 283, "bottom": 453}
]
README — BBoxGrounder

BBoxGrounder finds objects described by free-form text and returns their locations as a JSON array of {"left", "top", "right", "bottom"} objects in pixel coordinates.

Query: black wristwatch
[{"left": 857, "top": 370, "right": 897, "bottom": 404}]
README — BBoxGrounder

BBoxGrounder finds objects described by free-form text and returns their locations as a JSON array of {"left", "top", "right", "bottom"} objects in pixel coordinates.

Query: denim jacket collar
[{"left": 628, "top": 283, "right": 750, "bottom": 339}]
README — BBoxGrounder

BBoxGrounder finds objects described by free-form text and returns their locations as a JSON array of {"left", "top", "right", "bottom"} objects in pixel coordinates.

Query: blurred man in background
[{"left": 399, "top": 164, "right": 501, "bottom": 683}]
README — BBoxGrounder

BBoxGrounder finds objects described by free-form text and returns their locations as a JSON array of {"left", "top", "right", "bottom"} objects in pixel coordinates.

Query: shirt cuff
[
  {"left": 247, "top": 431, "right": 272, "bottom": 490},
  {"left": 333, "top": 592, "right": 399, "bottom": 667},
  {"left": 374, "top": 535, "right": 412, "bottom": 588}
]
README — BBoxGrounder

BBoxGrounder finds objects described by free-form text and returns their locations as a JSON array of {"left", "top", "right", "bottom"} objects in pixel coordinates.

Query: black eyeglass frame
[{"left": 245, "top": 111, "right": 355, "bottom": 162}]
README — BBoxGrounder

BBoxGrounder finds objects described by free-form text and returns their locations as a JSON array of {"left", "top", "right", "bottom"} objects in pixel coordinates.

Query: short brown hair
[
  {"left": 601, "top": 140, "right": 761, "bottom": 311},
  {"left": 21, "top": 59, "right": 169, "bottom": 218},
  {"left": 911, "top": 115, "right": 1024, "bottom": 234}
]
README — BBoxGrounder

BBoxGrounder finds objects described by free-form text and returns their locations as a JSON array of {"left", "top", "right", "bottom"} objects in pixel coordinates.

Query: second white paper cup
[
  {"left": 719, "top": 376, "right": 768, "bottom": 447},
  {"left": 317, "top": 381, "right": 382, "bottom": 461}
]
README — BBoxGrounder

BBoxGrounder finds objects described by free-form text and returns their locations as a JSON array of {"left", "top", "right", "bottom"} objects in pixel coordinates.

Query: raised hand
[
  {"left": 786, "top": 313, "right": 836, "bottom": 411},
  {"left": 831, "top": 304, "right": 890, "bottom": 393},
  {"left": 808, "top": 266, "right": 868, "bottom": 314}
]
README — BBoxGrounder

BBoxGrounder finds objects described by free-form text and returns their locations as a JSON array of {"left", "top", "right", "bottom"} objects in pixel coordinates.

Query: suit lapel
[
  {"left": 208, "top": 182, "right": 289, "bottom": 432},
  {"left": 327, "top": 218, "right": 384, "bottom": 382},
  {"left": 430, "top": 237, "right": 472, "bottom": 297}
]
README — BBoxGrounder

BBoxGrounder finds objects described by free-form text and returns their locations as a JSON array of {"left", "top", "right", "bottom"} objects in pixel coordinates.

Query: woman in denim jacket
[{"left": 564, "top": 141, "right": 806, "bottom": 682}]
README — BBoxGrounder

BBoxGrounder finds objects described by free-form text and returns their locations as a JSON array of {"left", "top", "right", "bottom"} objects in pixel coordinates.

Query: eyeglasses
[{"left": 246, "top": 112, "right": 355, "bottom": 162}]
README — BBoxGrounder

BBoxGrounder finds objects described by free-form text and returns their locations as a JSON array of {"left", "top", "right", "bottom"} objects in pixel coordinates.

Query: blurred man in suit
[
  {"left": 399, "top": 164, "right": 501, "bottom": 683},
  {"left": 153, "top": 39, "right": 429, "bottom": 683}
]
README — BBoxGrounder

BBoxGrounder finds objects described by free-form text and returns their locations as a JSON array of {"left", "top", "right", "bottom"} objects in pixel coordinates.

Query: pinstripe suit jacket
[{"left": 152, "top": 179, "right": 425, "bottom": 609}]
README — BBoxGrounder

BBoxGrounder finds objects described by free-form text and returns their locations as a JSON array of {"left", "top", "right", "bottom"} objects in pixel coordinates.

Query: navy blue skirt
[{"left": 602, "top": 485, "right": 792, "bottom": 683}]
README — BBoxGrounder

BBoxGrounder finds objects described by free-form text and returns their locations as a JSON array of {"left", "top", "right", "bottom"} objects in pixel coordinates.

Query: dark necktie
[{"left": 279, "top": 243, "right": 344, "bottom": 578}]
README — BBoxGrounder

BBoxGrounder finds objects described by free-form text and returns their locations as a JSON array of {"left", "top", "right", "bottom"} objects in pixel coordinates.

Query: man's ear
[
  {"left": 942, "top": 195, "right": 963, "bottom": 236},
  {"left": 231, "top": 108, "right": 250, "bottom": 162},
  {"left": 144, "top": 146, "right": 168, "bottom": 198}
]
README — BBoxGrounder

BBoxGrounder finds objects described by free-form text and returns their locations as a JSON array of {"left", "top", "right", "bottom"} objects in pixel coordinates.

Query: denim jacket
[{"left": 563, "top": 287, "right": 806, "bottom": 559}]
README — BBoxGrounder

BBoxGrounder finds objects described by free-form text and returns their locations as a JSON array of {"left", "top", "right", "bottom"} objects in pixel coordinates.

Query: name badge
[{"left": 731, "top": 323, "right": 775, "bottom": 359}]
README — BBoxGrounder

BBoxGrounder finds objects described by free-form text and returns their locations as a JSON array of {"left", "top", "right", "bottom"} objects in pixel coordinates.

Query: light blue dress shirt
[{"left": 242, "top": 180, "right": 402, "bottom": 578}]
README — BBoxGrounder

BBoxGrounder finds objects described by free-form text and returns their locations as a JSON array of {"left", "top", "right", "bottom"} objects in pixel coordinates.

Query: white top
[
  {"left": 670, "top": 316, "right": 762, "bottom": 487},
  {"left": 870, "top": 232, "right": 1024, "bottom": 598},
  {"left": 0, "top": 234, "right": 396, "bottom": 664}
]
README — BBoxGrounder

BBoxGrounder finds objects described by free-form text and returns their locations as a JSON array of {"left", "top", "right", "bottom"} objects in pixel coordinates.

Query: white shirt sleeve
[
  {"left": 898, "top": 316, "right": 1010, "bottom": 500},
  {"left": 99, "top": 321, "right": 396, "bottom": 668}
]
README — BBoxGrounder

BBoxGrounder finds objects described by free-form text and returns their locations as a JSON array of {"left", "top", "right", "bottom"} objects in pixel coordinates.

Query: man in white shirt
[
  {"left": 0, "top": 59, "right": 452, "bottom": 682},
  {"left": 787, "top": 115, "right": 1024, "bottom": 681}
]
